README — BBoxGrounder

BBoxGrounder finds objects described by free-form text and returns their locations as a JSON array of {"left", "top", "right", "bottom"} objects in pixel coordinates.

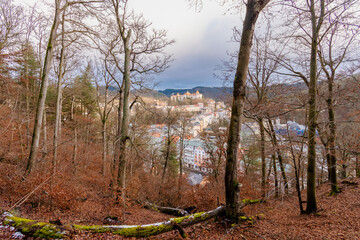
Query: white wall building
[
  {"left": 180, "top": 139, "right": 212, "bottom": 173},
  {"left": 170, "top": 91, "right": 203, "bottom": 101}
]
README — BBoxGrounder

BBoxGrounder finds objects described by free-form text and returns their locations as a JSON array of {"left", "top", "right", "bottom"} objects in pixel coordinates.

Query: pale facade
[
  {"left": 181, "top": 139, "right": 211, "bottom": 173},
  {"left": 170, "top": 91, "right": 203, "bottom": 101}
]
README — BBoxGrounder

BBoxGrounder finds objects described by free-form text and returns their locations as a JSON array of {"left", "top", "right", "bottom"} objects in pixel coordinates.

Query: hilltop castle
[{"left": 170, "top": 91, "right": 203, "bottom": 101}]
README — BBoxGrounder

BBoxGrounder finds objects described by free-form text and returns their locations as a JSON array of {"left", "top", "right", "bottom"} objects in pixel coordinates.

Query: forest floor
[{"left": 1, "top": 177, "right": 360, "bottom": 239}]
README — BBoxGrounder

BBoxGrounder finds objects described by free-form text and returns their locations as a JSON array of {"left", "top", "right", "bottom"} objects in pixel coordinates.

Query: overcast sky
[
  {"left": 14, "top": 0, "right": 240, "bottom": 90},
  {"left": 129, "top": 0, "right": 239, "bottom": 90}
]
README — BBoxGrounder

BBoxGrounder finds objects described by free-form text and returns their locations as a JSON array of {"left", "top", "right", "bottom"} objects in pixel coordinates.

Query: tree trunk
[
  {"left": 117, "top": 30, "right": 131, "bottom": 201},
  {"left": 306, "top": 0, "right": 324, "bottom": 214},
  {"left": 72, "top": 126, "right": 77, "bottom": 175},
  {"left": 70, "top": 95, "right": 75, "bottom": 120},
  {"left": 341, "top": 164, "right": 346, "bottom": 179},
  {"left": 340, "top": 152, "right": 347, "bottom": 179},
  {"left": 272, "top": 153, "right": 279, "bottom": 198},
  {"left": 53, "top": 11, "right": 66, "bottom": 175},
  {"left": 102, "top": 121, "right": 107, "bottom": 176},
  {"left": 179, "top": 136, "right": 184, "bottom": 177},
  {"left": 24, "top": 42, "right": 31, "bottom": 148},
  {"left": 306, "top": 38, "right": 318, "bottom": 213},
  {"left": 289, "top": 146, "right": 304, "bottom": 214},
  {"left": 26, "top": 0, "right": 60, "bottom": 175},
  {"left": 356, "top": 155, "right": 360, "bottom": 178},
  {"left": 225, "top": 0, "right": 269, "bottom": 221},
  {"left": 110, "top": 85, "right": 123, "bottom": 191},
  {"left": 178, "top": 133, "right": 184, "bottom": 198},
  {"left": 162, "top": 130, "right": 171, "bottom": 183},
  {"left": 17, "top": 122, "right": 25, "bottom": 162},
  {"left": 267, "top": 119, "right": 288, "bottom": 194},
  {"left": 301, "top": 166, "right": 305, "bottom": 190},
  {"left": 258, "top": 117, "right": 266, "bottom": 197},
  {"left": 327, "top": 77, "right": 338, "bottom": 193},
  {"left": 215, "top": 151, "right": 222, "bottom": 183},
  {"left": 294, "top": 155, "right": 304, "bottom": 214},
  {"left": 42, "top": 108, "right": 47, "bottom": 157},
  {"left": 325, "top": 148, "right": 331, "bottom": 180},
  {"left": 101, "top": 87, "right": 108, "bottom": 176}
]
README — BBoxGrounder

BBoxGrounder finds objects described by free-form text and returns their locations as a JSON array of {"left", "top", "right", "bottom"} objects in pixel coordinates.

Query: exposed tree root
[
  {"left": 144, "top": 202, "right": 190, "bottom": 216},
  {"left": 1, "top": 206, "right": 225, "bottom": 239}
]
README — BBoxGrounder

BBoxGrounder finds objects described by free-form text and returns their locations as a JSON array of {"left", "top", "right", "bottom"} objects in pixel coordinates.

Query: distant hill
[
  {"left": 133, "top": 89, "right": 168, "bottom": 100},
  {"left": 103, "top": 81, "right": 309, "bottom": 102},
  {"left": 159, "top": 86, "right": 233, "bottom": 101},
  {"left": 101, "top": 86, "right": 168, "bottom": 100}
]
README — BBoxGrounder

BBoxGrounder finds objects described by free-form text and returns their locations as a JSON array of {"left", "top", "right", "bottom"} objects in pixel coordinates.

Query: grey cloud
[{"left": 156, "top": 18, "right": 238, "bottom": 90}]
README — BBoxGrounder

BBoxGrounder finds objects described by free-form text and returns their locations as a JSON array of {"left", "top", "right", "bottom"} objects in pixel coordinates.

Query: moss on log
[
  {"left": 241, "top": 199, "right": 261, "bottom": 205},
  {"left": 2, "top": 212, "right": 68, "bottom": 239},
  {"left": 2, "top": 206, "right": 225, "bottom": 239}
]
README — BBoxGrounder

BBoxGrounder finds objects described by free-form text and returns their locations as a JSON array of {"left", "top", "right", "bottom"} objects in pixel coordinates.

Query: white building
[
  {"left": 170, "top": 91, "right": 203, "bottom": 101},
  {"left": 180, "top": 139, "right": 212, "bottom": 173}
]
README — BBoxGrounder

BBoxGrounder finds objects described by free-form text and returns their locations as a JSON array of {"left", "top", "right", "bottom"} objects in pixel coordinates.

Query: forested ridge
[{"left": 1, "top": 0, "right": 360, "bottom": 239}]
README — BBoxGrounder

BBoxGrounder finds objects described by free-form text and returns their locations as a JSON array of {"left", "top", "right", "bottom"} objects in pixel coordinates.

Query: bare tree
[
  {"left": 284, "top": 115, "right": 308, "bottom": 214},
  {"left": 26, "top": 0, "right": 102, "bottom": 175},
  {"left": 279, "top": 0, "right": 360, "bottom": 212},
  {"left": 26, "top": 0, "right": 62, "bottom": 175},
  {"left": 201, "top": 119, "right": 228, "bottom": 183},
  {"left": 245, "top": 30, "right": 284, "bottom": 197},
  {"left": 224, "top": 0, "right": 271, "bottom": 220},
  {"left": 190, "top": 0, "right": 270, "bottom": 220},
  {"left": 94, "top": 0, "right": 174, "bottom": 200},
  {"left": 0, "top": 0, "right": 23, "bottom": 53},
  {"left": 20, "top": 5, "right": 42, "bottom": 148},
  {"left": 161, "top": 108, "right": 179, "bottom": 182},
  {"left": 52, "top": 8, "right": 66, "bottom": 175},
  {"left": 317, "top": 6, "right": 360, "bottom": 193},
  {"left": 52, "top": 0, "right": 93, "bottom": 175},
  {"left": 292, "top": 0, "right": 324, "bottom": 214},
  {"left": 94, "top": 61, "right": 115, "bottom": 176}
]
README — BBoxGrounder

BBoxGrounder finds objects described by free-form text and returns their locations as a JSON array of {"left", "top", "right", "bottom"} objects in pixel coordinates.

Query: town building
[
  {"left": 170, "top": 91, "right": 203, "bottom": 101},
  {"left": 181, "top": 139, "right": 211, "bottom": 173}
]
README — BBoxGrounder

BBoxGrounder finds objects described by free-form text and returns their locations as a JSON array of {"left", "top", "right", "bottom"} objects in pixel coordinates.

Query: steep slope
[{"left": 2, "top": 178, "right": 359, "bottom": 239}]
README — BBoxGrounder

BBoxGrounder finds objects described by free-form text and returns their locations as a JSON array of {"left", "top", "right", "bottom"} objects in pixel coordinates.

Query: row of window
[{"left": 186, "top": 163, "right": 212, "bottom": 173}]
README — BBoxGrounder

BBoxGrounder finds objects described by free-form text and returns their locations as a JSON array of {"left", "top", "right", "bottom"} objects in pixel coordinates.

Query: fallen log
[
  {"left": 144, "top": 202, "right": 190, "bottom": 216},
  {"left": 236, "top": 199, "right": 263, "bottom": 215},
  {"left": 240, "top": 199, "right": 262, "bottom": 207},
  {"left": 1, "top": 212, "right": 70, "bottom": 239},
  {"left": 1, "top": 206, "right": 225, "bottom": 239}
]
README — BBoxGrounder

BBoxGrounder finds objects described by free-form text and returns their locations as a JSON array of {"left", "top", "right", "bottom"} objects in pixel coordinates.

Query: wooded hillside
[{"left": 1, "top": 0, "right": 360, "bottom": 239}]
